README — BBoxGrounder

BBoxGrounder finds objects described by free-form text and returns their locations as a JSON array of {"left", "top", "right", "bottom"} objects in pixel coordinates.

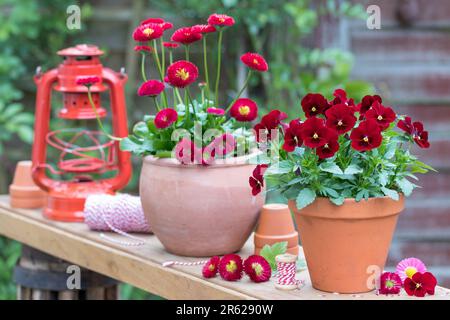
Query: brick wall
[{"left": 337, "top": 0, "right": 450, "bottom": 286}]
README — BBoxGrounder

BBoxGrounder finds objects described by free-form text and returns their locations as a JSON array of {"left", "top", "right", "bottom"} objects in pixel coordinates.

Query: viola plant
[
  {"left": 251, "top": 89, "right": 435, "bottom": 209},
  {"left": 116, "top": 14, "right": 268, "bottom": 164}
]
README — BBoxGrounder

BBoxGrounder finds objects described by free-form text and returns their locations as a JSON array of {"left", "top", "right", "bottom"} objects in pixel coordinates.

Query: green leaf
[
  {"left": 260, "top": 241, "right": 288, "bottom": 271},
  {"left": 265, "top": 160, "right": 294, "bottom": 175},
  {"left": 296, "top": 188, "right": 316, "bottom": 210},
  {"left": 344, "top": 164, "right": 363, "bottom": 175},
  {"left": 384, "top": 142, "right": 397, "bottom": 160},
  {"left": 319, "top": 162, "right": 343, "bottom": 175},
  {"left": 381, "top": 187, "right": 400, "bottom": 201},
  {"left": 379, "top": 171, "right": 389, "bottom": 186},
  {"left": 329, "top": 196, "right": 345, "bottom": 206},
  {"left": 395, "top": 178, "right": 414, "bottom": 197},
  {"left": 16, "top": 125, "right": 33, "bottom": 144},
  {"left": 322, "top": 187, "right": 339, "bottom": 198}
]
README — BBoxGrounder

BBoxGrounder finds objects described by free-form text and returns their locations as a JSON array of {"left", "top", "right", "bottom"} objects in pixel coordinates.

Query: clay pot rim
[
  {"left": 288, "top": 195, "right": 405, "bottom": 219},
  {"left": 143, "top": 152, "right": 260, "bottom": 169}
]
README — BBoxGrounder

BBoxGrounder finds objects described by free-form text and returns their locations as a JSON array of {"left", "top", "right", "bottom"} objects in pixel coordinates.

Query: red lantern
[{"left": 32, "top": 44, "right": 132, "bottom": 222}]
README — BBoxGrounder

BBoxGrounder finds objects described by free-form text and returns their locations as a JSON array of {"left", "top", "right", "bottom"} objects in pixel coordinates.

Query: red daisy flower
[
  {"left": 140, "top": 18, "right": 165, "bottom": 25},
  {"left": 316, "top": 130, "right": 339, "bottom": 159},
  {"left": 350, "top": 119, "right": 382, "bottom": 152},
  {"left": 137, "top": 80, "right": 165, "bottom": 97},
  {"left": 161, "top": 21, "right": 174, "bottom": 31},
  {"left": 134, "top": 45, "right": 153, "bottom": 53},
  {"left": 253, "top": 110, "right": 288, "bottom": 142},
  {"left": 240, "top": 52, "right": 269, "bottom": 72},
  {"left": 249, "top": 164, "right": 268, "bottom": 196},
  {"left": 191, "top": 24, "right": 216, "bottom": 34},
  {"left": 365, "top": 101, "right": 396, "bottom": 130},
  {"left": 300, "top": 117, "right": 330, "bottom": 148},
  {"left": 404, "top": 272, "right": 437, "bottom": 297},
  {"left": 218, "top": 254, "right": 243, "bottom": 281},
  {"left": 282, "top": 119, "right": 303, "bottom": 152},
  {"left": 230, "top": 98, "right": 258, "bottom": 122},
  {"left": 244, "top": 255, "right": 272, "bottom": 283},
  {"left": 174, "top": 138, "right": 196, "bottom": 165},
  {"left": 301, "top": 93, "right": 329, "bottom": 118},
  {"left": 207, "top": 107, "right": 225, "bottom": 116},
  {"left": 357, "top": 94, "right": 382, "bottom": 115},
  {"left": 378, "top": 272, "right": 402, "bottom": 295},
  {"left": 166, "top": 60, "right": 199, "bottom": 88},
  {"left": 163, "top": 42, "right": 179, "bottom": 49},
  {"left": 75, "top": 76, "right": 100, "bottom": 86},
  {"left": 154, "top": 108, "right": 178, "bottom": 129},
  {"left": 397, "top": 116, "right": 414, "bottom": 135},
  {"left": 412, "top": 121, "right": 430, "bottom": 149},
  {"left": 171, "top": 27, "right": 202, "bottom": 45},
  {"left": 133, "top": 23, "right": 164, "bottom": 42},
  {"left": 202, "top": 256, "right": 220, "bottom": 278},
  {"left": 207, "top": 13, "right": 235, "bottom": 27},
  {"left": 325, "top": 103, "right": 357, "bottom": 134}
]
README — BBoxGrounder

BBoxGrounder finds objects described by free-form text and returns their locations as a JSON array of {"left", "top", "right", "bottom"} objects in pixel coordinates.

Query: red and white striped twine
[
  {"left": 162, "top": 260, "right": 209, "bottom": 267},
  {"left": 275, "top": 259, "right": 304, "bottom": 290}
]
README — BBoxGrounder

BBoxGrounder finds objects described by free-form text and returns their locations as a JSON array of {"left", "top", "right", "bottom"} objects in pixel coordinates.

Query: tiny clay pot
[
  {"left": 254, "top": 203, "right": 299, "bottom": 256},
  {"left": 9, "top": 161, "right": 46, "bottom": 209}
]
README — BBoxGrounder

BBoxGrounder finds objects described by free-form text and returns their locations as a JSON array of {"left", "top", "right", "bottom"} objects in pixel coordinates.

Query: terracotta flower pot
[
  {"left": 289, "top": 196, "right": 404, "bottom": 293},
  {"left": 9, "top": 161, "right": 46, "bottom": 209},
  {"left": 140, "top": 155, "right": 264, "bottom": 257},
  {"left": 254, "top": 203, "right": 299, "bottom": 256}
]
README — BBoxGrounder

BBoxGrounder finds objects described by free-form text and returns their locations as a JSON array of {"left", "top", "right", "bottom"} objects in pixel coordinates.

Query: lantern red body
[{"left": 32, "top": 44, "right": 132, "bottom": 222}]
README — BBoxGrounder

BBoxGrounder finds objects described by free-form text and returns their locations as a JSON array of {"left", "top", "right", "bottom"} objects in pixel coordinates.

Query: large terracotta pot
[
  {"left": 140, "top": 155, "right": 264, "bottom": 257},
  {"left": 289, "top": 196, "right": 404, "bottom": 293}
]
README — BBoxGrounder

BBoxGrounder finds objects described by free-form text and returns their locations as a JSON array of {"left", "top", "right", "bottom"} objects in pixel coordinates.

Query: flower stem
[
  {"left": 160, "top": 38, "right": 165, "bottom": 73},
  {"left": 140, "top": 54, "right": 147, "bottom": 81},
  {"left": 152, "top": 96, "right": 161, "bottom": 111},
  {"left": 152, "top": 40, "right": 168, "bottom": 107},
  {"left": 184, "top": 89, "right": 190, "bottom": 124},
  {"left": 187, "top": 89, "right": 197, "bottom": 120},
  {"left": 185, "top": 45, "right": 190, "bottom": 61},
  {"left": 225, "top": 70, "right": 252, "bottom": 113},
  {"left": 214, "top": 29, "right": 223, "bottom": 107},
  {"left": 87, "top": 87, "right": 121, "bottom": 141},
  {"left": 169, "top": 50, "right": 177, "bottom": 106},
  {"left": 202, "top": 36, "right": 211, "bottom": 105}
]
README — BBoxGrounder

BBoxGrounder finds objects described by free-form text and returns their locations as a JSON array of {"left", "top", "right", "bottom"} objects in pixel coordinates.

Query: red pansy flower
[
  {"left": 154, "top": 108, "right": 178, "bottom": 129},
  {"left": 166, "top": 60, "right": 199, "bottom": 88},
  {"left": 411, "top": 121, "right": 430, "bottom": 149},
  {"left": 282, "top": 119, "right": 303, "bottom": 152},
  {"left": 253, "top": 110, "right": 288, "bottom": 142},
  {"left": 202, "top": 256, "right": 220, "bottom": 278},
  {"left": 133, "top": 23, "right": 164, "bottom": 41},
  {"left": 300, "top": 117, "right": 330, "bottom": 148},
  {"left": 249, "top": 164, "right": 268, "bottom": 196},
  {"left": 134, "top": 45, "right": 153, "bottom": 53},
  {"left": 207, "top": 107, "right": 225, "bottom": 116},
  {"left": 330, "top": 88, "right": 355, "bottom": 109},
  {"left": 240, "top": 53, "right": 269, "bottom": 72},
  {"left": 316, "top": 130, "right": 339, "bottom": 159},
  {"left": 230, "top": 98, "right": 258, "bottom": 122},
  {"left": 325, "top": 103, "right": 357, "bottom": 134},
  {"left": 404, "top": 272, "right": 437, "bottom": 297},
  {"left": 301, "top": 93, "right": 329, "bottom": 118},
  {"left": 137, "top": 80, "right": 165, "bottom": 97},
  {"left": 350, "top": 119, "right": 382, "bottom": 152},
  {"left": 397, "top": 116, "right": 414, "bottom": 135},
  {"left": 207, "top": 13, "right": 235, "bottom": 27},
  {"left": 171, "top": 27, "right": 202, "bottom": 45},
  {"left": 244, "top": 255, "right": 272, "bottom": 283},
  {"left": 191, "top": 24, "right": 216, "bottom": 34},
  {"left": 75, "top": 76, "right": 100, "bottom": 86},
  {"left": 365, "top": 101, "right": 396, "bottom": 130},
  {"left": 378, "top": 272, "right": 402, "bottom": 295},
  {"left": 218, "top": 254, "right": 243, "bottom": 281},
  {"left": 163, "top": 42, "right": 179, "bottom": 49},
  {"left": 174, "top": 138, "right": 196, "bottom": 165},
  {"left": 357, "top": 94, "right": 383, "bottom": 115}
]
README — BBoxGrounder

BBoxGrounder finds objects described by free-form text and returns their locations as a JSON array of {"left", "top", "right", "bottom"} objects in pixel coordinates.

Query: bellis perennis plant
[
  {"left": 120, "top": 14, "right": 268, "bottom": 164},
  {"left": 251, "top": 89, "right": 435, "bottom": 209}
]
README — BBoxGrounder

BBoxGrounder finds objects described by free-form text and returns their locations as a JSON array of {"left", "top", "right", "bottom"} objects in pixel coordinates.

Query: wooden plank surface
[{"left": 0, "top": 195, "right": 449, "bottom": 300}]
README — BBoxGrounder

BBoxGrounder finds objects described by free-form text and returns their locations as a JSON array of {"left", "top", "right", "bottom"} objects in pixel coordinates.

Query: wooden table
[{"left": 0, "top": 195, "right": 449, "bottom": 300}]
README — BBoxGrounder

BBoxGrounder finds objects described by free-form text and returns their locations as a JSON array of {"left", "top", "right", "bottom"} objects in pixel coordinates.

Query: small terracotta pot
[
  {"left": 289, "top": 196, "right": 404, "bottom": 293},
  {"left": 254, "top": 203, "right": 299, "bottom": 256},
  {"left": 9, "top": 161, "right": 46, "bottom": 209},
  {"left": 140, "top": 155, "right": 264, "bottom": 257}
]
